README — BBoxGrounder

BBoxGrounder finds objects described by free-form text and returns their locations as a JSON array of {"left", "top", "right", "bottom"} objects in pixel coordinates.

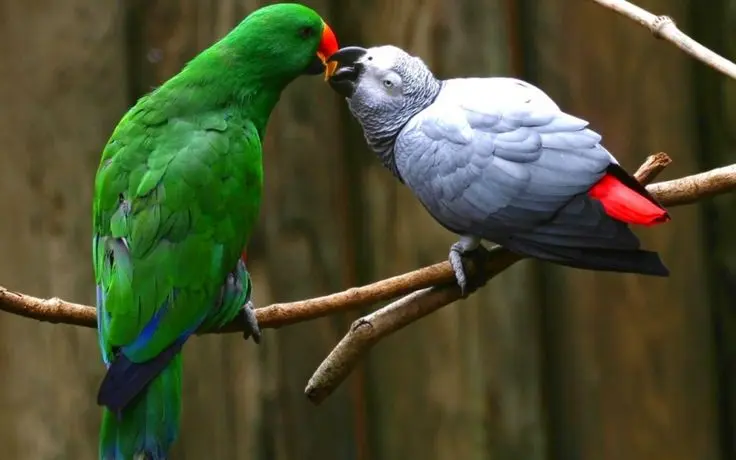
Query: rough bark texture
[
  {"left": 527, "top": 1, "right": 721, "bottom": 459},
  {"left": 0, "top": 0, "right": 127, "bottom": 457}
]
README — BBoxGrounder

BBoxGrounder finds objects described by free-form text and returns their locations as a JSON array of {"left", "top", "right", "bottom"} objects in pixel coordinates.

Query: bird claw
[
  {"left": 449, "top": 244, "right": 469, "bottom": 296},
  {"left": 242, "top": 300, "right": 261, "bottom": 345},
  {"left": 448, "top": 242, "right": 492, "bottom": 297}
]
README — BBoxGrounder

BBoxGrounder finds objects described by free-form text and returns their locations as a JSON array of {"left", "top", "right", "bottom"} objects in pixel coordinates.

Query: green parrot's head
[{"left": 223, "top": 3, "right": 339, "bottom": 82}]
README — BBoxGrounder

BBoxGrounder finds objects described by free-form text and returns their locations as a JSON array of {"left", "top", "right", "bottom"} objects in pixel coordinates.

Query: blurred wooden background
[{"left": 0, "top": 0, "right": 734, "bottom": 458}]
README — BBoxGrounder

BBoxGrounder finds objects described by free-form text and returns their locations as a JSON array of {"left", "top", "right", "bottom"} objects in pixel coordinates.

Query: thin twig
[
  {"left": 590, "top": 0, "right": 736, "bottom": 80},
  {"left": 633, "top": 151, "right": 671, "bottom": 183},
  {"left": 301, "top": 153, "right": 691, "bottom": 404},
  {"left": 646, "top": 163, "right": 736, "bottom": 206}
]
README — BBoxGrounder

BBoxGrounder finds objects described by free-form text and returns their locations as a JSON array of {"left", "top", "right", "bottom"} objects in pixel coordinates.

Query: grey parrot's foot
[
  {"left": 242, "top": 300, "right": 262, "bottom": 344},
  {"left": 449, "top": 245, "right": 469, "bottom": 296},
  {"left": 448, "top": 236, "right": 487, "bottom": 297}
]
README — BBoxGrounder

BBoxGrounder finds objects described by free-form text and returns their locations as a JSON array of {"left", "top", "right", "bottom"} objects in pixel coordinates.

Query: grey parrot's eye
[{"left": 382, "top": 79, "right": 393, "bottom": 88}]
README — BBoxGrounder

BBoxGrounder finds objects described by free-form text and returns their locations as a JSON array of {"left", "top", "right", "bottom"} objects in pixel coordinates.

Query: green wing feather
[{"left": 93, "top": 102, "right": 263, "bottom": 364}]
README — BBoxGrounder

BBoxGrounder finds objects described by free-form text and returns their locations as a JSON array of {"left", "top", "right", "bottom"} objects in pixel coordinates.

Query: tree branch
[
  {"left": 646, "top": 163, "right": 736, "bottom": 206},
  {"left": 0, "top": 150, "right": 734, "bottom": 404},
  {"left": 0, "top": 154, "right": 664, "bottom": 333},
  {"left": 302, "top": 153, "right": 731, "bottom": 404},
  {"left": 304, "top": 251, "right": 521, "bottom": 405},
  {"left": 1, "top": 152, "right": 735, "bottom": 336},
  {"left": 590, "top": 0, "right": 736, "bottom": 80},
  {"left": 0, "top": 253, "right": 490, "bottom": 332}
]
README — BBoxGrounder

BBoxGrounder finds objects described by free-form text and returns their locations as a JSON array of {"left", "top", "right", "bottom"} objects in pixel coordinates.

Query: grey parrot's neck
[{"left": 353, "top": 77, "right": 442, "bottom": 182}]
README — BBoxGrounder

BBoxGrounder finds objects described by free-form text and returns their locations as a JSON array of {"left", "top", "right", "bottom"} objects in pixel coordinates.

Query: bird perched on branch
[
  {"left": 327, "top": 45, "right": 670, "bottom": 294},
  {"left": 91, "top": 4, "right": 339, "bottom": 458}
]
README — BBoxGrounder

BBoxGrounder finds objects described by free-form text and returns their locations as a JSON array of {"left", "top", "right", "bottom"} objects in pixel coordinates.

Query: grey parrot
[{"left": 326, "top": 45, "right": 671, "bottom": 294}]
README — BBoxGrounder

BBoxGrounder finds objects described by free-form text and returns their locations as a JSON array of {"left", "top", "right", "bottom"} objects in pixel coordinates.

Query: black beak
[{"left": 326, "top": 46, "right": 368, "bottom": 98}]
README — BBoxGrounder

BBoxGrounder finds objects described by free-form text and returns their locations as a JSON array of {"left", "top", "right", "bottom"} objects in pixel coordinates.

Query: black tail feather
[
  {"left": 97, "top": 337, "right": 185, "bottom": 413},
  {"left": 493, "top": 191, "right": 669, "bottom": 277},
  {"left": 505, "top": 238, "right": 669, "bottom": 277}
]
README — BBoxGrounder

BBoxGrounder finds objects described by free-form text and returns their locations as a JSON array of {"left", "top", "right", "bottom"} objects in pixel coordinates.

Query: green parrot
[{"left": 91, "top": 3, "right": 339, "bottom": 458}]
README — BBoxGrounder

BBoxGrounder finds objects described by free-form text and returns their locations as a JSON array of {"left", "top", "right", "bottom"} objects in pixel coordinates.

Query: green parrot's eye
[{"left": 298, "top": 26, "right": 315, "bottom": 39}]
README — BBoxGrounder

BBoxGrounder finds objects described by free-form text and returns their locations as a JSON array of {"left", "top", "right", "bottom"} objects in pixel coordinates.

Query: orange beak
[{"left": 316, "top": 22, "right": 339, "bottom": 81}]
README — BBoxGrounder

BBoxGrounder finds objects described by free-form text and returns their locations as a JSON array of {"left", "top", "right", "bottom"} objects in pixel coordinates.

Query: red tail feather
[{"left": 588, "top": 173, "right": 670, "bottom": 226}]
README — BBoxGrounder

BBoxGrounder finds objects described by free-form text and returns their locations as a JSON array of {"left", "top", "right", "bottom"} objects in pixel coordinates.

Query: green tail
[{"left": 99, "top": 354, "right": 183, "bottom": 460}]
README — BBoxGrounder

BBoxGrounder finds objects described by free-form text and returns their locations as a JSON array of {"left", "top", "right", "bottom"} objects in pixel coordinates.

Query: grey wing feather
[{"left": 394, "top": 77, "right": 614, "bottom": 240}]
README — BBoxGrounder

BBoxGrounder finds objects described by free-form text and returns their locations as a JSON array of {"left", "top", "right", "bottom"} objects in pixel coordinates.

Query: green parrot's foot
[{"left": 242, "top": 300, "right": 261, "bottom": 344}]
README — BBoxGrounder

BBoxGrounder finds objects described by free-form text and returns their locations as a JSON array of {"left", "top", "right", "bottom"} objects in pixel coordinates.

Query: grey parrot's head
[
  {"left": 327, "top": 45, "right": 439, "bottom": 121},
  {"left": 326, "top": 45, "right": 441, "bottom": 162}
]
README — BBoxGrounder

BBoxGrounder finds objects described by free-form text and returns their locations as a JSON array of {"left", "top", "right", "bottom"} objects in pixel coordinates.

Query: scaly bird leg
[
  {"left": 242, "top": 299, "right": 261, "bottom": 344},
  {"left": 238, "top": 260, "right": 262, "bottom": 344},
  {"left": 211, "top": 259, "right": 262, "bottom": 343},
  {"left": 448, "top": 235, "right": 482, "bottom": 296}
]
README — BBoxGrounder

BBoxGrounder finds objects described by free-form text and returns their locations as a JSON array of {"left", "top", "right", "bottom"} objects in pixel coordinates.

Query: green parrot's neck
[{"left": 150, "top": 42, "right": 300, "bottom": 136}]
